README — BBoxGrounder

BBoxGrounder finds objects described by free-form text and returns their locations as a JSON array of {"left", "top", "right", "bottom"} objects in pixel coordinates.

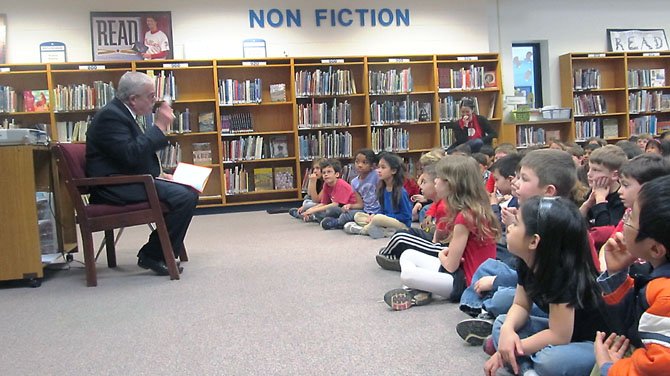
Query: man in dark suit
[{"left": 86, "top": 71, "right": 198, "bottom": 276}]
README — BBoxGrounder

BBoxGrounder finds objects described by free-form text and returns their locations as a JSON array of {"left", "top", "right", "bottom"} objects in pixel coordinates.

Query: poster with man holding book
[{"left": 90, "top": 11, "right": 173, "bottom": 61}]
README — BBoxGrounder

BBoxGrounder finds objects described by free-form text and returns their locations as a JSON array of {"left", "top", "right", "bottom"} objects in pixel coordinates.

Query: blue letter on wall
[
  {"left": 315, "top": 9, "right": 327, "bottom": 27},
  {"left": 249, "top": 10, "right": 264, "bottom": 28}
]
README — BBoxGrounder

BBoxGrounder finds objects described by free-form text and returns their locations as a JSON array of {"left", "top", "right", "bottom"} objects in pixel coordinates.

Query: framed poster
[
  {"left": 0, "top": 14, "right": 6, "bottom": 64},
  {"left": 607, "top": 28, "right": 669, "bottom": 52},
  {"left": 90, "top": 11, "right": 173, "bottom": 61}
]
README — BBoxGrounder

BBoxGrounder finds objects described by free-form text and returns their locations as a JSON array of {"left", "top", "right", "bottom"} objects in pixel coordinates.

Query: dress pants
[{"left": 138, "top": 180, "right": 199, "bottom": 261}]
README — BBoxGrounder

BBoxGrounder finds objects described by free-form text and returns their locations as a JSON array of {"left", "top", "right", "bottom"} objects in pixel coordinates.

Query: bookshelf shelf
[
  {"left": 223, "top": 157, "right": 295, "bottom": 164},
  {"left": 219, "top": 101, "right": 293, "bottom": 107},
  {"left": 298, "top": 124, "right": 367, "bottom": 131},
  {"left": 167, "top": 131, "right": 219, "bottom": 137},
  {"left": 221, "top": 130, "right": 293, "bottom": 137},
  {"left": 560, "top": 52, "right": 670, "bottom": 141},
  {"left": 1, "top": 111, "right": 51, "bottom": 116}
]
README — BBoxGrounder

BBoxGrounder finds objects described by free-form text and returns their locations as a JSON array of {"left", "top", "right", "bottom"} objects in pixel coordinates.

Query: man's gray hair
[{"left": 116, "top": 72, "right": 154, "bottom": 102}]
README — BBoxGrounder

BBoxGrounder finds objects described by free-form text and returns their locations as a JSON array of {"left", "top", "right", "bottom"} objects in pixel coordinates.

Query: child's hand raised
[
  {"left": 501, "top": 207, "right": 518, "bottom": 227},
  {"left": 594, "top": 331, "right": 629, "bottom": 368},
  {"left": 604, "top": 232, "right": 636, "bottom": 274}
]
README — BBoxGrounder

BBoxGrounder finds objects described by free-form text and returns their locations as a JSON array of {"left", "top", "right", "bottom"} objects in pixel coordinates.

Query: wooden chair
[{"left": 53, "top": 143, "right": 183, "bottom": 287}]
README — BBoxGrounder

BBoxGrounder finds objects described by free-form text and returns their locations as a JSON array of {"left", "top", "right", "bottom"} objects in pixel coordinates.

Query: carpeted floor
[{"left": 0, "top": 210, "right": 489, "bottom": 375}]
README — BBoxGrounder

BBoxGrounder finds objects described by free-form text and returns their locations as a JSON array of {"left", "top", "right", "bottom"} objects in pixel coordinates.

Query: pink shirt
[
  {"left": 320, "top": 178, "right": 357, "bottom": 205},
  {"left": 453, "top": 212, "right": 496, "bottom": 286}
]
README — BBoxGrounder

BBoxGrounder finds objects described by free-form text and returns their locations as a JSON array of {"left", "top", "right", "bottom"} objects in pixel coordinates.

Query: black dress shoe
[{"left": 137, "top": 256, "right": 184, "bottom": 276}]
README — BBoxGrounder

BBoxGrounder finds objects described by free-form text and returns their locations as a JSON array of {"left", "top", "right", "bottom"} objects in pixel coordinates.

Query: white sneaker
[{"left": 343, "top": 222, "right": 364, "bottom": 235}]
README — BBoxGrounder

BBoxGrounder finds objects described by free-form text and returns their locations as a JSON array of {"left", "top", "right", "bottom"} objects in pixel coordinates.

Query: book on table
[{"left": 163, "top": 162, "right": 213, "bottom": 193}]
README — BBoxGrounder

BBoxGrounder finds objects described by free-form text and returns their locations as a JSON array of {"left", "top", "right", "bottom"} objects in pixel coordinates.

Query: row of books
[
  {"left": 52, "top": 81, "right": 115, "bottom": 112},
  {"left": 298, "top": 131, "right": 353, "bottom": 160},
  {"left": 146, "top": 70, "right": 177, "bottom": 101},
  {"left": 628, "top": 115, "right": 670, "bottom": 136},
  {"left": 222, "top": 135, "right": 289, "bottom": 161},
  {"left": 297, "top": 99, "right": 352, "bottom": 127},
  {"left": 516, "top": 126, "right": 561, "bottom": 147},
  {"left": 368, "top": 68, "right": 413, "bottom": 94},
  {"left": 0, "top": 86, "right": 17, "bottom": 113},
  {"left": 438, "top": 66, "right": 492, "bottom": 90},
  {"left": 573, "top": 68, "right": 601, "bottom": 90},
  {"left": 224, "top": 165, "right": 294, "bottom": 194},
  {"left": 158, "top": 142, "right": 182, "bottom": 172},
  {"left": 573, "top": 94, "right": 608, "bottom": 115},
  {"left": 440, "top": 126, "right": 455, "bottom": 149},
  {"left": 221, "top": 112, "right": 254, "bottom": 134},
  {"left": 371, "top": 127, "right": 409, "bottom": 153},
  {"left": 56, "top": 118, "right": 90, "bottom": 142},
  {"left": 627, "top": 68, "right": 665, "bottom": 89},
  {"left": 575, "top": 118, "right": 619, "bottom": 140},
  {"left": 370, "top": 100, "right": 431, "bottom": 125},
  {"left": 295, "top": 68, "right": 357, "bottom": 97},
  {"left": 628, "top": 90, "right": 670, "bottom": 113},
  {"left": 168, "top": 109, "right": 191, "bottom": 134},
  {"left": 218, "top": 78, "right": 262, "bottom": 105},
  {"left": 192, "top": 142, "right": 213, "bottom": 165}
]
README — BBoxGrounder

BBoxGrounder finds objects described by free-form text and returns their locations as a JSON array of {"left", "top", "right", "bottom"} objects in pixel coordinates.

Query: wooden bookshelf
[
  {"left": 435, "top": 53, "right": 503, "bottom": 149},
  {"left": 560, "top": 52, "right": 670, "bottom": 143},
  {"left": 0, "top": 64, "right": 51, "bottom": 131},
  {"left": 2, "top": 53, "right": 505, "bottom": 208}
]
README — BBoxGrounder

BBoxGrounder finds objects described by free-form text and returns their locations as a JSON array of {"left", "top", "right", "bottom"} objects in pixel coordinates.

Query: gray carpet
[{"left": 1, "top": 211, "right": 489, "bottom": 375}]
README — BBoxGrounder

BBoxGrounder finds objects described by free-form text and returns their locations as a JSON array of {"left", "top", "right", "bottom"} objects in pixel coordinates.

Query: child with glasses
[
  {"left": 484, "top": 197, "right": 609, "bottom": 376},
  {"left": 594, "top": 174, "right": 670, "bottom": 375}
]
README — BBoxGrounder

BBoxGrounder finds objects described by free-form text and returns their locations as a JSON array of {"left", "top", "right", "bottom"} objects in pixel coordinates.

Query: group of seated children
[
  {"left": 287, "top": 139, "right": 670, "bottom": 375},
  {"left": 289, "top": 149, "right": 412, "bottom": 239}
]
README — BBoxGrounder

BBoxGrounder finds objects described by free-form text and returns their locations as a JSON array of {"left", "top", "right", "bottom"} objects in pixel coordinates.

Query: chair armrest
[
  {"left": 73, "top": 174, "right": 163, "bottom": 211},
  {"left": 72, "top": 174, "right": 155, "bottom": 187}
]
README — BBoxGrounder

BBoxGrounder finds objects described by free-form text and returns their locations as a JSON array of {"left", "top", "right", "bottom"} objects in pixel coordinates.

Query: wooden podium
[{"left": 0, "top": 145, "right": 77, "bottom": 286}]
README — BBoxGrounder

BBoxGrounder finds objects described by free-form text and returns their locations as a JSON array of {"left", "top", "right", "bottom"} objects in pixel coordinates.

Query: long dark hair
[
  {"left": 376, "top": 151, "right": 405, "bottom": 211},
  {"left": 520, "top": 196, "right": 600, "bottom": 309}
]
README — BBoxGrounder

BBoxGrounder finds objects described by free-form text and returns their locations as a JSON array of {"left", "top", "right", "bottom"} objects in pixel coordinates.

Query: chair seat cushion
[{"left": 85, "top": 202, "right": 169, "bottom": 217}]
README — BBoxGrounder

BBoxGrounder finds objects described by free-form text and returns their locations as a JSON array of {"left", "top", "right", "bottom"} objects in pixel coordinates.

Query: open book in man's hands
[{"left": 162, "top": 162, "right": 212, "bottom": 193}]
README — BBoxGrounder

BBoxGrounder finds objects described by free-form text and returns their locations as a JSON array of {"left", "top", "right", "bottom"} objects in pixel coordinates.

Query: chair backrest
[{"left": 53, "top": 143, "right": 89, "bottom": 195}]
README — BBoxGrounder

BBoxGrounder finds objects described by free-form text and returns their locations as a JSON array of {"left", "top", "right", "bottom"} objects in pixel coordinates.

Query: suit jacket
[{"left": 85, "top": 97, "right": 169, "bottom": 204}]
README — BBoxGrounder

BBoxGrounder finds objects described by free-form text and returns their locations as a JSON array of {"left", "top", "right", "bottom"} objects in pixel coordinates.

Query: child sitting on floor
[
  {"left": 344, "top": 152, "right": 412, "bottom": 239},
  {"left": 594, "top": 175, "right": 670, "bottom": 375},
  {"left": 383, "top": 155, "right": 500, "bottom": 310}
]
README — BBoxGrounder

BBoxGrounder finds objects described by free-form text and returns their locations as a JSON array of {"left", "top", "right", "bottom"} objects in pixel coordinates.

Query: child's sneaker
[
  {"left": 320, "top": 217, "right": 339, "bottom": 230},
  {"left": 482, "top": 335, "right": 496, "bottom": 356},
  {"left": 288, "top": 208, "right": 300, "bottom": 219},
  {"left": 344, "top": 222, "right": 364, "bottom": 235},
  {"left": 383, "top": 288, "right": 432, "bottom": 311},
  {"left": 375, "top": 254, "right": 401, "bottom": 271},
  {"left": 456, "top": 317, "right": 494, "bottom": 346},
  {"left": 366, "top": 225, "right": 385, "bottom": 239}
]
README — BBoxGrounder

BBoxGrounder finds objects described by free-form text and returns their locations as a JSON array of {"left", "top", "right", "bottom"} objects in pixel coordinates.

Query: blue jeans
[
  {"left": 460, "top": 259, "right": 546, "bottom": 318},
  {"left": 418, "top": 203, "right": 431, "bottom": 223},
  {"left": 336, "top": 209, "right": 362, "bottom": 226},
  {"left": 492, "top": 314, "right": 597, "bottom": 375}
]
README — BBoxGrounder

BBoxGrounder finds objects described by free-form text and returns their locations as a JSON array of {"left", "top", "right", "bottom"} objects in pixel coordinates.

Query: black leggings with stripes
[{"left": 378, "top": 230, "right": 445, "bottom": 260}]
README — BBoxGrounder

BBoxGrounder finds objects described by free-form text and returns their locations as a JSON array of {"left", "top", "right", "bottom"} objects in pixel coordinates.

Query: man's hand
[
  {"left": 154, "top": 101, "right": 175, "bottom": 132},
  {"left": 160, "top": 173, "right": 174, "bottom": 181}
]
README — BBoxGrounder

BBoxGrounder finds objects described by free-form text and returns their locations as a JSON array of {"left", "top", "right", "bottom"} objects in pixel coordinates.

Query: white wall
[
  {"left": 3, "top": 0, "right": 491, "bottom": 62},
  {"left": 496, "top": 0, "right": 670, "bottom": 105},
  {"left": 3, "top": 0, "right": 669, "bottom": 106}
]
